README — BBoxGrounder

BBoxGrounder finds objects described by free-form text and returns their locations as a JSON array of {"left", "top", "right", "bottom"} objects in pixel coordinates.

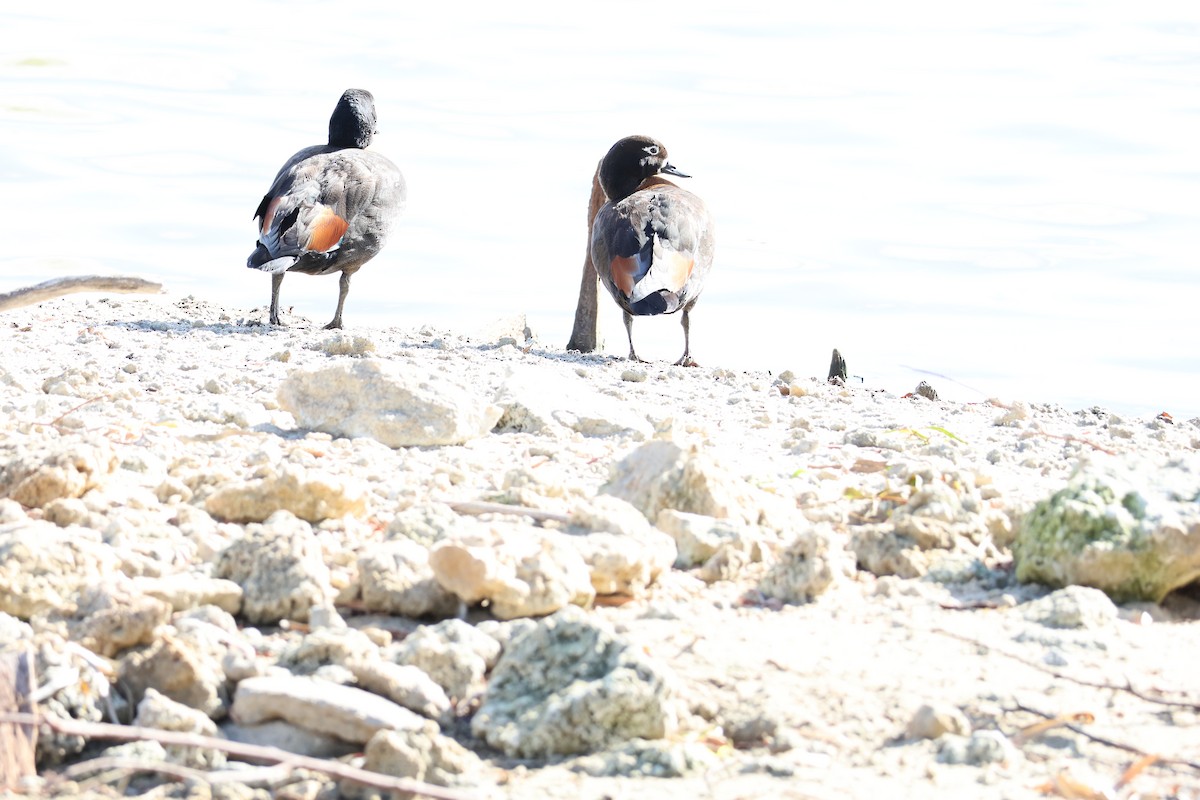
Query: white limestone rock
[
  {"left": 358, "top": 537, "right": 462, "bottom": 619},
  {"left": 231, "top": 674, "right": 425, "bottom": 745},
  {"left": 428, "top": 522, "right": 595, "bottom": 620},
  {"left": 277, "top": 359, "right": 502, "bottom": 447},
  {"left": 205, "top": 464, "right": 367, "bottom": 524},
  {"left": 0, "top": 436, "right": 117, "bottom": 508}
]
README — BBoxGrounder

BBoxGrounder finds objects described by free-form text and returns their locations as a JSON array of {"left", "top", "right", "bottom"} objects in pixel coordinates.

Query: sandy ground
[{"left": 1, "top": 292, "right": 1198, "bottom": 800}]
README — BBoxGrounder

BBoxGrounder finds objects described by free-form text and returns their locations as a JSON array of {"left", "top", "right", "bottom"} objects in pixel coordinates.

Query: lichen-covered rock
[
  {"left": 655, "top": 509, "right": 765, "bottom": 571},
  {"left": 364, "top": 723, "right": 483, "bottom": 787},
  {"left": 1013, "top": 460, "right": 1200, "bottom": 602},
  {"left": 566, "top": 496, "right": 676, "bottom": 596},
  {"left": 890, "top": 478, "right": 986, "bottom": 550},
  {"left": 358, "top": 538, "right": 462, "bottom": 618},
  {"left": 214, "top": 512, "right": 335, "bottom": 624},
  {"left": 118, "top": 629, "right": 228, "bottom": 718},
  {"left": 67, "top": 583, "right": 172, "bottom": 658},
  {"left": 471, "top": 606, "right": 681, "bottom": 758},
  {"left": 205, "top": 464, "right": 366, "bottom": 524},
  {"left": 938, "top": 730, "right": 1019, "bottom": 766},
  {"left": 387, "top": 502, "right": 463, "bottom": 548},
  {"left": 759, "top": 525, "right": 852, "bottom": 603},
  {"left": 391, "top": 618, "right": 502, "bottom": 702},
  {"left": 1021, "top": 585, "right": 1118, "bottom": 629},
  {"left": 174, "top": 606, "right": 261, "bottom": 687},
  {"left": 277, "top": 626, "right": 381, "bottom": 675},
  {"left": 849, "top": 525, "right": 932, "bottom": 580},
  {"left": 230, "top": 674, "right": 425, "bottom": 744},
  {"left": 0, "top": 523, "right": 118, "bottom": 619},
  {"left": 31, "top": 634, "right": 109, "bottom": 765},
  {"left": 0, "top": 437, "right": 117, "bottom": 508},
  {"left": 428, "top": 523, "right": 595, "bottom": 619},
  {"left": 277, "top": 360, "right": 502, "bottom": 447},
  {"left": 134, "top": 688, "right": 226, "bottom": 768},
  {"left": 570, "top": 738, "right": 721, "bottom": 778},
  {"left": 850, "top": 466, "right": 989, "bottom": 579},
  {"left": 601, "top": 440, "right": 787, "bottom": 526}
]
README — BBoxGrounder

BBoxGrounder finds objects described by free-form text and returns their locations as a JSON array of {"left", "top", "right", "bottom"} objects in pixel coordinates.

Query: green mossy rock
[{"left": 1013, "top": 463, "right": 1200, "bottom": 603}]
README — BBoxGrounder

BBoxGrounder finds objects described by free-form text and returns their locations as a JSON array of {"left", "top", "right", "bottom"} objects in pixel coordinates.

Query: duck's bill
[{"left": 660, "top": 163, "right": 691, "bottom": 178}]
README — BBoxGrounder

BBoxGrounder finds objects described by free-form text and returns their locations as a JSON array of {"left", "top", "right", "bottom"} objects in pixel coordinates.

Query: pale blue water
[{"left": 2, "top": 2, "right": 1198, "bottom": 418}]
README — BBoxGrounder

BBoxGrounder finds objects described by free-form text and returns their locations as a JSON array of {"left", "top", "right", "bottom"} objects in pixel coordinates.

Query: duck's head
[
  {"left": 329, "top": 88, "right": 378, "bottom": 149},
  {"left": 598, "top": 135, "right": 690, "bottom": 201}
]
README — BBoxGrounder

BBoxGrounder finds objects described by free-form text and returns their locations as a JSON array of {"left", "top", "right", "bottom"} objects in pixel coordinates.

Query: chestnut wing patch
[
  {"left": 604, "top": 217, "right": 654, "bottom": 298},
  {"left": 304, "top": 207, "right": 350, "bottom": 253}
]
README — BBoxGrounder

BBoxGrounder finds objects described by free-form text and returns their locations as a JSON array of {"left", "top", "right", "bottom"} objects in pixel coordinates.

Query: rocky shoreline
[{"left": 1, "top": 293, "right": 1198, "bottom": 799}]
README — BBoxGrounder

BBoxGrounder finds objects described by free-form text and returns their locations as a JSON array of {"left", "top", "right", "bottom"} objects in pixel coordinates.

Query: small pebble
[{"left": 621, "top": 368, "right": 648, "bottom": 383}]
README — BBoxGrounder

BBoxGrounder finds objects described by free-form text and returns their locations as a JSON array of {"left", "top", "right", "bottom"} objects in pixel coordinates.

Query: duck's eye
[{"left": 643, "top": 144, "right": 660, "bottom": 157}]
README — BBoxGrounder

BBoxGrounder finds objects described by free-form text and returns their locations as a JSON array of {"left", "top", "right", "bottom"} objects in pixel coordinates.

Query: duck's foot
[{"left": 674, "top": 355, "right": 700, "bottom": 367}]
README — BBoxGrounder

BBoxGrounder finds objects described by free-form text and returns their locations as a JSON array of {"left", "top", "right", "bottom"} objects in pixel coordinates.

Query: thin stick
[
  {"left": 0, "top": 712, "right": 481, "bottom": 800},
  {"left": 61, "top": 756, "right": 212, "bottom": 784},
  {"left": 448, "top": 500, "right": 572, "bottom": 525},
  {"left": 1013, "top": 702, "right": 1200, "bottom": 772},
  {"left": 62, "top": 757, "right": 295, "bottom": 787},
  {"left": 932, "top": 627, "right": 1199, "bottom": 710},
  {"left": 0, "top": 276, "right": 163, "bottom": 313}
]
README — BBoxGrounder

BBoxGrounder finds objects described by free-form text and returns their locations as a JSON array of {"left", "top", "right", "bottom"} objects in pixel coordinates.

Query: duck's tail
[{"left": 246, "top": 243, "right": 297, "bottom": 274}]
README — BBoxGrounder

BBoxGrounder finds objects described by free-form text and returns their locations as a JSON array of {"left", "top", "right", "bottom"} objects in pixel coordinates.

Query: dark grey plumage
[{"left": 247, "top": 88, "right": 406, "bottom": 329}]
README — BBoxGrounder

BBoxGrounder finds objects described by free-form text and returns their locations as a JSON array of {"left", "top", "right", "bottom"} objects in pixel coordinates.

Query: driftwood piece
[
  {"left": 0, "top": 649, "right": 36, "bottom": 790},
  {"left": 565, "top": 161, "right": 607, "bottom": 353},
  {"left": 0, "top": 276, "right": 163, "bottom": 313},
  {"left": 827, "top": 348, "right": 848, "bottom": 384}
]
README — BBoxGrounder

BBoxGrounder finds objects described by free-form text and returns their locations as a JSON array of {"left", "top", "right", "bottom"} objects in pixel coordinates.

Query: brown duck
[
  {"left": 247, "top": 89, "right": 406, "bottom": 329},
  {"left": 589, "top": 135, "right": 715, "bottom": 365}
]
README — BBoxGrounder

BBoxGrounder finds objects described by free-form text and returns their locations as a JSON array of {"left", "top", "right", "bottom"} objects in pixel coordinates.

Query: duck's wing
[
  {"left": 591, "top": 184, "right": 713, "bottom": 315},
  {"left": 248, "top": 148, "right": 403, "bottom": 272}
]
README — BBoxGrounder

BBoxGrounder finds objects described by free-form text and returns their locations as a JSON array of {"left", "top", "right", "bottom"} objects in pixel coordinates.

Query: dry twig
[
  {"left": 448, "top": 500, "right": 572, "bottom": 525},
  {"left": 1014, "top": 701, "right": 1200, "bottom": 772},
  {"left": 932, "top": 627, "right": 1199, "bottom": 710},
  {"left": 0, "top": 712, "right": 482, "bottom": 800}
]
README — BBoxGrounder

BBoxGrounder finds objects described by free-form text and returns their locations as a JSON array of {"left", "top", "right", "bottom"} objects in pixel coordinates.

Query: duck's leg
[
  {"left": 674, "top": 303, "right": 699, "bottom": 367},
  {"left": 623, "top": 310, "right": 645, "bottom": 363},
  {"left": 325, "top": 271, "right": 351, "bottom": 330},
  {"left": 269, "top": 273, "right": 285, "bottom": 326}
]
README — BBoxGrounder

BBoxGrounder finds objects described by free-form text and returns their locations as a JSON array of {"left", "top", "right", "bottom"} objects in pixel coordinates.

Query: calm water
[{"left": 3, "top": 3, "right": 1198, "bottom": 418}]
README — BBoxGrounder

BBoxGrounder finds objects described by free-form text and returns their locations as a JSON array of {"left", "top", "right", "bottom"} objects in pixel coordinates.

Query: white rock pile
[{"left": 0, "top": 295, "right": 1197, "bottom": 799}]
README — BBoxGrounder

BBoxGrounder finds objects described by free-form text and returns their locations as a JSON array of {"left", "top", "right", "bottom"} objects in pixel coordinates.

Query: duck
[
  {"left": 589, "top": 135, "right": 714, "bottom": 365},
  {"left": 247, "top": 88, "right": 406, "bottom": 329}
]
